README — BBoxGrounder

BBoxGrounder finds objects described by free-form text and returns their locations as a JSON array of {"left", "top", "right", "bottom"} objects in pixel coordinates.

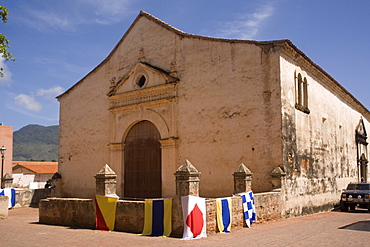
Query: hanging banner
[
  {"left": 141, "top": 198, "right": 172, "bottom": 237},
  {"left": 181, "top": 195, "right": 207, "bottom": 240},
  {"left": 240, "top": 191, "right": 256, "bottom": 227},
  {"left": 95, "top": 195, "right": 118, "bottom": 231},
  {"left": 216, "top": 197, "right": 232, "bottom": 233},
  {"left": 0, "top": 188, "right": 16, "bottom": 208}
]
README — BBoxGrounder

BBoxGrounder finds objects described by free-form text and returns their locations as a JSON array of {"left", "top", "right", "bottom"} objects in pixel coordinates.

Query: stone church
[{"left": 57, "top": 11, "right": 369, "bottom": 216}]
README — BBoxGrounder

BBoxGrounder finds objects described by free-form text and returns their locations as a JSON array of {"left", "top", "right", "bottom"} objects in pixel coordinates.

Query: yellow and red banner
[{"left": 95, "top": 195, "right": 118, "bottom": 231}]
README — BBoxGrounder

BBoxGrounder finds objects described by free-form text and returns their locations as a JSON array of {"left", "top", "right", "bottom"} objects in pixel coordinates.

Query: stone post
[
  {"left": 0, "top": 195, "right": 8, "bottom": 219},
  {"left": 271, "top": 166, "right": 286, "bottom": 190},
  {"left": 174, "top": 159, "right": 200, "bottom": 197},
  {"left": 233, "top": 163, "right": 253, "bottom": 194},
  {"left": 172, "top": 159, "right": 201, "bottom": 236},
  {"left": 95, "top": 164, "right": 117, "bottom": 197},
  {"left": 3, "top": 173, "right": 13, "bottom": 188}
]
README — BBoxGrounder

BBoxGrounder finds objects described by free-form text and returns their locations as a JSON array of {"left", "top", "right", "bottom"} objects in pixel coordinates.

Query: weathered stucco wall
[
  {"left": 58, "top": 14, "right": 284, "bottom": 198},
  {"left": 175, "top": 40, "right": 283, "bottom": 196},
  {"left": 57, "top": 11, "right": 369, "bottom": 211},
  {"left": 279, "top": 53, "right": 370, "bottom": 217},
  {"left": 58, "top": 48, "right": 111, "bottom": 198},
  {"left": 111, "top": 19, "right": 285, "bottom": 197},
  {"left": 106, "top": 17, "right": 181, "bottom": 198}
]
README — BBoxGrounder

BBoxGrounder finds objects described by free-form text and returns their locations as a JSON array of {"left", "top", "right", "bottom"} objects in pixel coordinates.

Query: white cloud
[
  {"left": 17, "top": 0, "right": 133, "bottom": 32},
  {"left": 29, "top": 10, "right": 72, "bottom": 32},
  {"left": 212, "top": 3, "right": 274, "bottom": 40},
  {"left": 37, "top": 86, "right": 65, "bottom": 99},
  {"left": 0, "top": 58, "right": 13, "bottom": 86},
  {"left": 14, "top": 86, "right": 64, "bottom": 112},
  {"left": 14, "top": 94, "right": 42, "bottom": 112},
  {"left": 80, "top": 0, "right": 133, "bottom": 24}
]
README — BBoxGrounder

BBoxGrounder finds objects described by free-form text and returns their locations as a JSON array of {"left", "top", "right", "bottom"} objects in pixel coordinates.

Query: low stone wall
[
  {"left": 254, "top": 191, "right": 284, "bottom": 222},
  {"left": 206, "top": 196, "right": 245, "bottom": 233},
  {"left": 0, "top": 196, "right": 9, "bottom": 219},
  {"left": 39, "top": 198, "right": 95, "bottom": 228},
  {"left": 15, "top": 188, "right": 51, "bottom": 207},
  {"left": 115, "top": 200, "right": 145, "bottom": 233},
  {"left": 38, "top": 191, "right": 283, "bottom": 234}
]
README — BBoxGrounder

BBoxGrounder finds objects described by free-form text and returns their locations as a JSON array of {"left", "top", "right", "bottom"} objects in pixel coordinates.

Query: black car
[{"left": 340, "top": 183, "right": 370, "bottom": 212}]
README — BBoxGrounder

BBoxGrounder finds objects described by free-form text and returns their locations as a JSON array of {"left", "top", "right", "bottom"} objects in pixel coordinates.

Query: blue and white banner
[
  {"left": 0, "top": 188, "right": 16, "bottom": 208},
  {"left": 240, "top": 191, "right": 256, "bottom": 227}
]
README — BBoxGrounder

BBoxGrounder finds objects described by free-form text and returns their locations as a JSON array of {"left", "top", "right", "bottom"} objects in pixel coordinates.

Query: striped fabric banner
[
  {"left": 240, "top": 191, "right": 256, "bottom": 228},
  {"left": 216, "top": 197, "right": 232, "bottom": 233},
  {"left": 141, "top": 198, "right": 172, "bottom": 237},
  {"left": 95, "top": 195, "right": 118, "bottom": 231},
  {"left": 0, "top": 188, "right": 16, "bottom": 208}
]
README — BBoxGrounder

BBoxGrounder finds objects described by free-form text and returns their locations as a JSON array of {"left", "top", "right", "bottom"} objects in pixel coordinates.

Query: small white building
[{"left": 12, "top": 162, "right": 58, "bottom": 189}]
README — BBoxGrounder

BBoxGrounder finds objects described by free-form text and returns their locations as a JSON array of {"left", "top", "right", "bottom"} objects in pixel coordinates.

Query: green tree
[{"left": 0, "top": 5, "right": 15, "bottom": 77}]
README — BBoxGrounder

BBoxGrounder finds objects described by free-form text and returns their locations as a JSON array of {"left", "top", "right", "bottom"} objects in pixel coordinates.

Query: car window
[
  {"left": 358, "top": 184, "right": 370, "bottom": 190},
  {"left": 346, "top": 184, "right": 370, "bottom": 190},
  {"left": 347, "top": 184, "right": 356, "bottom": 190}
]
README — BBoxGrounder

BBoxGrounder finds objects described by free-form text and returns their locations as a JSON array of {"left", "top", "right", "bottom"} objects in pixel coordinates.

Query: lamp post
[{"left": 0, "top": 146, "right": 6, "bottom": 189}]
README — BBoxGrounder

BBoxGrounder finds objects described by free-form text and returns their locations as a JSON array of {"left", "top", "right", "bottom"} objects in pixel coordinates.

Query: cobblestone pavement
[{"left": 0, "top": 207, "right": 369, "bottom": 247}]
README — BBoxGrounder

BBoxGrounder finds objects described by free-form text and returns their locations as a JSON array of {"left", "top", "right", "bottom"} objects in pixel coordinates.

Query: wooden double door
[{"left": 124, "top": 121, "right": 162, "bottom": 198}]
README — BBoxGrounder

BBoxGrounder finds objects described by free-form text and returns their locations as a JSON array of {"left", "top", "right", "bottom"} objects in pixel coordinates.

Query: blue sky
[{"left": 1, "top": 0, "right": 370, "bottom": 131}]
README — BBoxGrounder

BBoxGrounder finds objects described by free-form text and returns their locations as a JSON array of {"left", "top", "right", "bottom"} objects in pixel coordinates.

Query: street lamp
[{"left": 0, "top": 146, "right": 6, "bottom": 189}]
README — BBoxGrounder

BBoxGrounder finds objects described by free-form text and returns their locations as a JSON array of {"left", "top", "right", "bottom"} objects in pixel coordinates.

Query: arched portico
[
  {"left": 109, "top": 107, "right": 178, "bottom": 198},
  {"left": 124, "top": 120, "right": 162, "bottom": 198}
]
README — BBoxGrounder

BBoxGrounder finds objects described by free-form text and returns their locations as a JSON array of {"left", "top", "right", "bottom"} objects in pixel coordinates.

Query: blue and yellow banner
[
  {"left": 142, "top": 198, "right": 172, "bottom": 237},
  {"left": 95, "top": 195, "right": 118, "bottom": 231},
  {"left": 216, "top": 197, "right": 232, "bottom": 233}
]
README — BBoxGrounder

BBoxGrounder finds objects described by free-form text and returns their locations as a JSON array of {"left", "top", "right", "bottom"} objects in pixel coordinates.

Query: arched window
[
  {"left": 297, "top": 73, "right": 303, "bottom": 106},
  {"left": 295, "top": 71, "right": 310, "bottom": 114}
]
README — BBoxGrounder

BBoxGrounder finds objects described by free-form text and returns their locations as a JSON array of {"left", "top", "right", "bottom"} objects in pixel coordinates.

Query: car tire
[
  {"left": 339, "top": 201, "right": 348, "bottom": 212},
  {"left": 350, "top": 205, "right": 356, "bottom": 211}
]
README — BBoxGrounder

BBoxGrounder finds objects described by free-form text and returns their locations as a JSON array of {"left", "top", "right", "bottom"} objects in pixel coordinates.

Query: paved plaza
[{"left": 0, "top": 207, "right": 369, "bottom": 247}]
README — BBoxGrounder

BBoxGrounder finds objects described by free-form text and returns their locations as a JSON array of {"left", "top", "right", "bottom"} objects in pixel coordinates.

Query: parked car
[{"left": 339, "top": 183, "right": 370, "bottom": 212}]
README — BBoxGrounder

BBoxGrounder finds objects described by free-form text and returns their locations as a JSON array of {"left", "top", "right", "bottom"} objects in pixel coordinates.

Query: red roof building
[{"left": 12, "top": 161, "right": 58, "bottom": 188}]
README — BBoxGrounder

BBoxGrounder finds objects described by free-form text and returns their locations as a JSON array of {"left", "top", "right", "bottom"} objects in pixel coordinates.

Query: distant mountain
[{"left": 13, "top": 124, "right": 59, "bottom": 161}]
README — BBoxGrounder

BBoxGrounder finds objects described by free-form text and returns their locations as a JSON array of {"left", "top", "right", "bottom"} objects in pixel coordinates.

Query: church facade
[{"left": 57, "top": 11, "right": 369, "bottom": 217}]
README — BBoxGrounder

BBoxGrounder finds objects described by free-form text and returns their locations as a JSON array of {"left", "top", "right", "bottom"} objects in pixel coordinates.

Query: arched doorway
[
  {"left": 124, "top": 120, "right": 162, "bottom": 198},
  {"left": 356, "top": 118, "right": 368, "bottom": 182},
  {"left": 359, "top": 153, "right": 368, "bottom": 182}
]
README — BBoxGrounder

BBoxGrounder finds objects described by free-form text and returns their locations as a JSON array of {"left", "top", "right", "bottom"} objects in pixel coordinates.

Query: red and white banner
[{"left": 181, "top": 195, "right": 207, "bottom": 240}]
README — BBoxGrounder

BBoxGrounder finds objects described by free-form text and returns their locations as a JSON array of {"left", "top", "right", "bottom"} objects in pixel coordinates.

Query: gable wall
[
  {"left": 106, "top": 17, "right": 287, "bottom": 197},
  {"left": 59, "top": 17, "right": 182, "bottom": 198},
  {"left": 58, "top": 16, "right": 285, "bottom": 198},
  {"left": 280, "top": 54, "right": 370, "bottom": 216}
]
